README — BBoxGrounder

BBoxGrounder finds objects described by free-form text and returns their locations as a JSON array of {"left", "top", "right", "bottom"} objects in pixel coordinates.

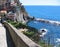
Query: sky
[{"left": 20, "top": 0, "right": 60, "bottom": 5}]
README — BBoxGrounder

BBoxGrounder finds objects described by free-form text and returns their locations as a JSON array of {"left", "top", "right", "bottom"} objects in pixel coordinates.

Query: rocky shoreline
[{"left": 34, "top": 18, "right": 60, "bottom": 26}]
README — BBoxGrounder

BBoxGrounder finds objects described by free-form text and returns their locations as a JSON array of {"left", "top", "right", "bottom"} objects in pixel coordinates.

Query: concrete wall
[{"left": 4, "top": 22, "right": 41, "bottom": 47}]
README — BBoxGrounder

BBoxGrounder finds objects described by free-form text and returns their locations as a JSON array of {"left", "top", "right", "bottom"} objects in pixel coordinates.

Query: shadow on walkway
[{"left": 5, "top": 26, "right": 15, "bottom": 47}]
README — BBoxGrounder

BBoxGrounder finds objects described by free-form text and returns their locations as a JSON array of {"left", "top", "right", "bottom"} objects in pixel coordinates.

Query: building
[
  {"left": 6, "top": 12, "right": 16, "bottom": 21},
  {"left": 0, "top": 0, "right": 28, "bottom": 23},
  {"left": 0, "top": 0, "right": 19, "bottom": 5},
  {"left": 0, "top": 0, "right": 7, "bottom": 5}
]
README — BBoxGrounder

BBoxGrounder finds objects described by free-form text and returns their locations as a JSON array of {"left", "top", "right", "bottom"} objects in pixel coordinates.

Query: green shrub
[
  {"left": 10, "top": 22, "right": 17, "bottom": 25},
  {"left": 13, "top": 22, "right": 26, "bottom": 28},
  {"left": 25, "top": 26, "right": 38, "bottom": 32},
  {"left": 23, "top": 31, "right": 34, "bottom": 37},
  {"left": 7, "top": 20, "right": 38, "bottom": 32},
  {"left": 6, "top": 20, "right": 11, "bottom": 23},
  {"left": 14, "top": 23, "right": 20, "bottom": 28},
  {"left": 6, "top": 20, "right": 14, "bottom": 24},
  {"left": 19, "top": 23, "right": 26, "bottom": 28}
]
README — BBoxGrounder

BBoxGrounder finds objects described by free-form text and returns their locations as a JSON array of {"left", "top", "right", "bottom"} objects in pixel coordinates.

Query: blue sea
[
  {"left": 24, "top": 6, "right": 60, "bottom": 46},
  {"left": 24, "top": 6, "right": 60, "bottom": 21}
]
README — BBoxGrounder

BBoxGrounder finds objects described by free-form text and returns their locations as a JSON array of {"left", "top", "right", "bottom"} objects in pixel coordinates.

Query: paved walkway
[
  {"left": 0, "top": 23, "right": 15, "bottom": 47},
  {"left": 0, "top": 23, "right": 7, "bottom": 47}
]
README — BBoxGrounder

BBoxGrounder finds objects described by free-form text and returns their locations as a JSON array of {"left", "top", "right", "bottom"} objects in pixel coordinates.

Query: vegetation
[
  {"left": 23, "top": 31, "right": 34, "bottom": 37},
  {"left": 7, "top": 20, "right": 37, "bottom": 31},
  {"left": 6, "top": 20, "right": 53, "bottom": 47}
]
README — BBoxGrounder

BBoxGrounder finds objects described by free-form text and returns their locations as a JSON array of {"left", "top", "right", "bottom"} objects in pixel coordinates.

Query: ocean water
[
  {"left": 24, "top": 6, "right": 60, "bottom": 45},
  {"left": 24, "top": 6, "right": 60, "bottom": 21}
]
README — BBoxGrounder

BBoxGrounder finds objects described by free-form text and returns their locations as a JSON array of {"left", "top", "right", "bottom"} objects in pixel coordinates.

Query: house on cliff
[
  {"left": 6, "top": 12, "right": 16, "bottom": 21},
  {"left": 0, "top": 0, "right": 30, "bottom": 23}
]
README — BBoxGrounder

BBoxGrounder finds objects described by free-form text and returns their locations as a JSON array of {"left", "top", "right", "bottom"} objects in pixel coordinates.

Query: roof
[{"left": 7, "top": 12, "right": 14, "bottom": 15}]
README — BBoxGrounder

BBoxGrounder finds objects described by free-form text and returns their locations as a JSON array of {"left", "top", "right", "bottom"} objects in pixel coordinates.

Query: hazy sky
[{"left": 20, "top": 0, "right": 60, "bottom": 5}]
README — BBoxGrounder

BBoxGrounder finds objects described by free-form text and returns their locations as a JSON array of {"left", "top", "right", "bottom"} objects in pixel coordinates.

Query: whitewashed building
[{"left": 6, "top": 12, "right": 16, "bottom": 21}]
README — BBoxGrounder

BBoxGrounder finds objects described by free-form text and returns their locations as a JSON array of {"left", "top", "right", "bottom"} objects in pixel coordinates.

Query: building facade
[
  {"left": 0, "top": 0, "right": 28, "bottom": 23},
  {"left": 0, "top": 0, "right": 7, "bottom": 5}
]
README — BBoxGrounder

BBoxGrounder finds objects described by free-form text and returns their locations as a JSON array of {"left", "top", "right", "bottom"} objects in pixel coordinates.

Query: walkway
[{"left": 0, "top": 23, "right": 15, "bottom": 47}]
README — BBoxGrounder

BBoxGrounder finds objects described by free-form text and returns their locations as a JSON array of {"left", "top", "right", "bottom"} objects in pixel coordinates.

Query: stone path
[{"left": 0, "top": 23, "right": 15, "bottom": 47}]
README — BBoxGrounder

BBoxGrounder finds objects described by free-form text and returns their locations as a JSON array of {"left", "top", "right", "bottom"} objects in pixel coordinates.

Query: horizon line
[{"left": 22, "top": 5, "right": 60, "bottom": 6}]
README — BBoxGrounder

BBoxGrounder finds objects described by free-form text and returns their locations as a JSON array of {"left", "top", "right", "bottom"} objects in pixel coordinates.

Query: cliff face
[
  {"left": 20, "top": 5, "right": 29, "bottom": 17},
  {"left": 15, "top": 0, "right": 31, "bottom": 23},
  {"left": 20, "top": 6, "right": 34, "bottom": 21},
  {"left": 17, "top": 1, "right": 34, "bottom": 23},
  {"left": 20, "top": 5, "right": 34, "bottom": 23}
]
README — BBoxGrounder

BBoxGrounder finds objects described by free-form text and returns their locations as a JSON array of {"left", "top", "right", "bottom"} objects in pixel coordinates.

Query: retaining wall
[{"left": 4, "top": 22, "right": 41, "bottom": 47}]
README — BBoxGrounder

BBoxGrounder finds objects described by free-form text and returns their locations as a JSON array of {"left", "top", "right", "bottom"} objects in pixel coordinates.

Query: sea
[{"left": 24, "top": 5, "right": 60, "bottom": 46}]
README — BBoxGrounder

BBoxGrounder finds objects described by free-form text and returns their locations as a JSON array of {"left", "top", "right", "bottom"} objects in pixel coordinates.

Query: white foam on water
[
  {"left": 39, "top": 29, "right": 48, "bottom": 37},
  {"left": 56, "top": 38, "right": 60, "bottom": 42},
  {"left": 40, "top": 32, "right": 47, "bottom": 37}
]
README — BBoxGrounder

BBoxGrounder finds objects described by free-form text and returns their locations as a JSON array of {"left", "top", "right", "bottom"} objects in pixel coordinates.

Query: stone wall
[{"left": 4, "top": 22, "right": 41, "bottom": 47}]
